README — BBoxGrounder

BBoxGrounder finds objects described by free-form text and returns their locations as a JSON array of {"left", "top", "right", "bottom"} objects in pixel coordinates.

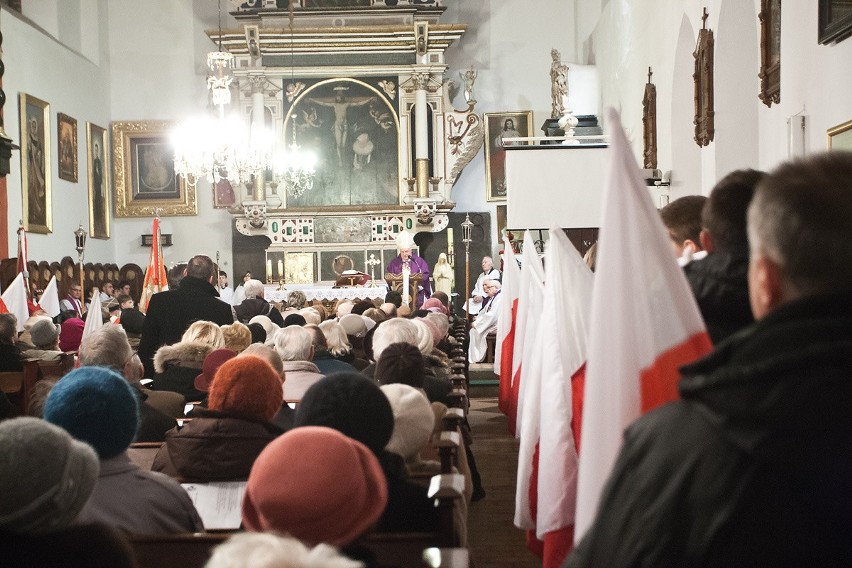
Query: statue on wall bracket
[
  {"left": 643, "top": 66, "right": 658, "bottom": 169},
  {"left": 693, "top": 7, "right": 715, "bottom": 147}
]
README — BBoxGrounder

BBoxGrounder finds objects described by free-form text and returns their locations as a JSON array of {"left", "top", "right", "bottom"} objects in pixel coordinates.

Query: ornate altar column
[
  {"left": 250, "top": 76, "right": 267, "bottom": 203},
  {"left": 413, "top": 71, "right": 430, "bottom": 199}
]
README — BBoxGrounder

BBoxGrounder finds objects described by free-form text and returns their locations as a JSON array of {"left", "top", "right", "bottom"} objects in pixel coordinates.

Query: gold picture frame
[
  {"left": 111, "top": 120, "right": 196, "bottom": 217},
  {"left": 758, "top": 0, "right": 781, "bottom": 107},
  {"left": 827, "top": 119, "right": 852, "bottom": 151},
  {"left": 19, "top": 93, "right": 52, "bottom": 234},
  {"left": 484, "top": 110, "right": 533, "bottom": 202},
  {"left": 57, "top": 112, "right": 78, "bottom": 182},
  {"left": 87, "top": 123, "right": 110, "bottom": 239},
  {"left": 693, "top": 9, "right": 715, "bottom": 147}
]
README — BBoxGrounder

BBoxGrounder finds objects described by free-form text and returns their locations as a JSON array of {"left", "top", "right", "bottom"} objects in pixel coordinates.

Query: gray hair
[
  {"left": 239, "top": 344, "right": 284, "bottom": 380},
  {"left": 748, "top": 152, "right": 852, "bottom": 297},
  {"left": 411, "top": 319, "right": 435, "bottom": 356},
  {"left": 485, "top": 279, "right": 502, "bottom": 291},
  {"left": 205, "top": 532, "right": 361, "bottom": 568},
  {"left": 372, "top": 318, "right": 419, "bottom": 360},
  {"left": 78, "top": 325, "right": 133, "bottom": 372},
  {"left": 243, "top": 279, "right": 265, "bottom": 299},
  {"left": 274, "top": 325, "right": 313, "bottom": 362}
]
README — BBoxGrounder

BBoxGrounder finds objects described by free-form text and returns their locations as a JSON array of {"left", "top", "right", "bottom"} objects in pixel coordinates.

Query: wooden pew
[
  {"left": 129, "top": 532, "right": 229, "bottom": 568},
  {"left": 127, "top": 441, "right": 164, "bottom": 471}
]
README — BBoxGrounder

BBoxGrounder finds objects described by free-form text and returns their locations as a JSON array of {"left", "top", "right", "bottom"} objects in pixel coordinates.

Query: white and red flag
[
  {"left": 138, "top": 217, "right": 169, "bottom": 314},
  {"left": 16, "top": 224, "right": 30, "bottom": 300},
  {"left": 38, "top": 275, "right": 62, "bottom": 318},
  {"left": 0, "top": 273, "right": 30, "bottom": 332},
  {"left": 81, "top": 291, "right": 104, "bottom": 341},
  {"left": 495, "top": 236, "right": 520, "bottom": 414},
  {"left": 574, "top": 109, "right": 713, "bottom": 542}
]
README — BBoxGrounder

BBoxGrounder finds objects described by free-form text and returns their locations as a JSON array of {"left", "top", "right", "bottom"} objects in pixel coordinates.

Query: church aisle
[{"left": 467, "top": 389, "right": 540, "bottom": 568}]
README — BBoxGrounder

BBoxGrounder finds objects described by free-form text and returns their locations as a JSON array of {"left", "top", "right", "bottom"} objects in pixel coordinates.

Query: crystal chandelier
[{"left": 172, "top": 0, "right": 270, "bottom": 188}]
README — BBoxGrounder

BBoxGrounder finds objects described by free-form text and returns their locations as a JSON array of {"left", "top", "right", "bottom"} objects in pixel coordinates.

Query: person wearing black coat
[{"left": 138, "top": 255, "right": 234, "bottom": 378}]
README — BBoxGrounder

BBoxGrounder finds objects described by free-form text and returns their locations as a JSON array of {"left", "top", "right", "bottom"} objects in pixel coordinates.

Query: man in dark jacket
[
  {"left": 566, "top": 152, "right": 852, "bottom": 567},
  {"left": 683, "top": 169, "right": 765, "bottom": 344},
  {"left": 138, "top": 255, "right": 234, "bottom": 378}
]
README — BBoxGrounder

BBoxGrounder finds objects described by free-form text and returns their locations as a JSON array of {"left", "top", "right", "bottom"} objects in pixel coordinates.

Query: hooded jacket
[
  {"left": 566, "top": 291, "right": 852, "bottom": 567},
  {"left": 683, "top": 250, "right": 754, "bottom": 344},
  {"left": 151, "top": 341, "right": 213, "bottom": 401}
]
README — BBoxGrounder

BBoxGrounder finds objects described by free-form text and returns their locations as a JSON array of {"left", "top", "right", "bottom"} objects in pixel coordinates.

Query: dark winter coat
[
  {"left": 152, "top": 408, "right": 283, "bottom": 482},
  {"left": 683, "top": 250, "right": 753, "bottom": 344},
  {"left": 138, "top": 276, "right": 234, "bottom": 378},
  {"left": 565, "top": 292, "right": 852, "bottom": 567},
  {"left": 234, "top": 297, "right": 284, "bottom": 326},
  {"left": 150, "top": 341, "right": 213, "bottom": 402}
]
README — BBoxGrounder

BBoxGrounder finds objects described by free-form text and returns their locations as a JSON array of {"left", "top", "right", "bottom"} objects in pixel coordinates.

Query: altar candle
[
  {"left": 277, "top": 259, "right": 284, "bottom": 278},
  {"left": 402, "top": 264, "right": 411, "bottom": 305},
  {"left": 447, "top": 227, "right": 454, "bottom": 246},
  {"left": 266, "top": 259, "right": 272, "bottom": 279}
]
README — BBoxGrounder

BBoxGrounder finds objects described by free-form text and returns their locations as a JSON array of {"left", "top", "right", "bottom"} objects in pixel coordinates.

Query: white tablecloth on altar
[{"left": 264, "top": 284, "right": 388, "bottom": 304}]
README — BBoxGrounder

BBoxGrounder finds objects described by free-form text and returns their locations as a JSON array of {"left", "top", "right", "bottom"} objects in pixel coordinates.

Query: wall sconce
[{"left": 787, "top": 109, "right": 807, "bottom": 158}]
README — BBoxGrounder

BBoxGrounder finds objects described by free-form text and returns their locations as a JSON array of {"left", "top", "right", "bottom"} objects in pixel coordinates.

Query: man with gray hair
[
  {"left": 273, "top": 325, "right": 324, "bottom": 401},
  {"left": 466, "top": 256, "right": 501, "bottom": 316},
  {"left": 565, "top": 152, "right": 852, "bottom": 567},
  {"left": 468, "top": 279, "right": 502, "bottom": 363},
  {"left": 80, "top": 325, "right": 185, "bottom": 442},
  {"left": 234, "top": 279, "right": 284, "bottom": 326}
]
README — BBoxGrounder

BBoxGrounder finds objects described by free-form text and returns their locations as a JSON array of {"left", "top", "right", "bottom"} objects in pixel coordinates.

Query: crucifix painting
[{"left": 285, "top": 78, "right": 400, "bottom": 208}]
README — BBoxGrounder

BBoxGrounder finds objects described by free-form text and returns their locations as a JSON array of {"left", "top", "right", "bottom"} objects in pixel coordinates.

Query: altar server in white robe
[
  {"left": 465, "top": 257, "right": 501, "bottom": 316},
  {"left": 468, "top": 279, "right": 502, "bottom": 363}
]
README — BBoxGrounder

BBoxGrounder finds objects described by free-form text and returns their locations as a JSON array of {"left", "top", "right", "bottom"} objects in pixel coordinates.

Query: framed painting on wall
[
  {"left": 827, "top": 119, "right": 852, "bottom": 151},
  {"left": 284, "top": 77, "right": 400, "bottom": 209},
  {"left": 484, "top": 111, "right": 533, "bottom": 202},
  {"left": 819, "top": 0, "right": 852, "bottom": 44},
  {"left": 19, "top": 93, "right": 52, "bottom": 234},
  {"left": 87, "top": 123, "right": 110, "bottom": 239},
  {"left": 112, "top": 120, "right": 197, "bottom": 217},
  {"left": 57, "top": 113, "right": 78, "bottom": 182}
]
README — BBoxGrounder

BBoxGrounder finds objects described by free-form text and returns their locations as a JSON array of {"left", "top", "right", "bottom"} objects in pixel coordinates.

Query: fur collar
[{"left": 154, "top": 341, "right": 214, "bottom": 374}]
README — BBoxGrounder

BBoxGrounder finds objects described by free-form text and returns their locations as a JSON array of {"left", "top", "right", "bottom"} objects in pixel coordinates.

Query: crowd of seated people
[{"left": 5, "top": 152, "right": 850, "bottom": 567}]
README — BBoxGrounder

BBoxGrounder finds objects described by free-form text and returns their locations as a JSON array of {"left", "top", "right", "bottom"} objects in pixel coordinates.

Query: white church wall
[{"left": 1, "top": 3, "right": 113, "bottom": 261}]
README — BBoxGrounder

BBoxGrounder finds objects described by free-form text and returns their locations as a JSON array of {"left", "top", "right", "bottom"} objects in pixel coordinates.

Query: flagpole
[
  {"left": 17, "top": 221, "right": 30, "bottom": 300},
  {"left": 74, "top": 224, "right": 87, "bottom": 306}
]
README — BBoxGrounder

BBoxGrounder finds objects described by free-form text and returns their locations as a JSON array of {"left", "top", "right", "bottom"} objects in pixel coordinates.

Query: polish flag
[
  {"left": 530, "top": 227, "right": 593, "bottom": 567},
  {"left": 514, "top": 235, "right": 546, "bottom": 530},
  {"left": 38, "top": 275, "right": 62, "bottom": 318},
  {"left": 495, "top": 237, "right": 520, "bottom": 414},
  {"left": 574, "top": 109, "right": 713, "bottom": 541},
  {"left": 138, "top": 217, "right": 169, "bottom": 314},
  {"left": 1, "top": 273, "right": 30, "bottom": 332},
  {"left": 508, "top": 231, "right": 544, "bottom": 436}
]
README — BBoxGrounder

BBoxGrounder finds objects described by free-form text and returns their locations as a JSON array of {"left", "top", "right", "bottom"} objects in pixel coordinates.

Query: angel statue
[
  {"left": 550, "top": 48, "right": 569, "bottom": 118},
  {"left": 459, "top": 66, "right": 478, "bottom": 104}
]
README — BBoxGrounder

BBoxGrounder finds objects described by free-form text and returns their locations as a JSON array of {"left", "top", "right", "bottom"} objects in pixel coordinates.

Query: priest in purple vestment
[{"left": 386, "top": 230, "right": 431, "bottom": 308}]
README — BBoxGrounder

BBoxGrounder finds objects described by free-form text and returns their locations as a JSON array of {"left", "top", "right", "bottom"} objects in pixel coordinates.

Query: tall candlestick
[
  {"left": 447, "top": 227, "right": 453, "bottom": 246},
  {"left": 277, "top": 259, "right": 284, "bottom": 278},
  {"left": 266, "top": 259, "right": 272, "bottom": 280}
]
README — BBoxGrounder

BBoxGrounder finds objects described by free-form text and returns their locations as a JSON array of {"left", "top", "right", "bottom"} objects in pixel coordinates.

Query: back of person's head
[
  {"left": 222, "top": 322, "right": 252, "bottom": 353},
  {"left": 58, "top": 318, "right": 85, "bottom": 351},
  {"left": 30, "top": 319, "right": 60, "bottom": 349},
  {"left": 336, "top": 300, "right": 354, "bottom": 317},
  {"left": 238, "top": 344, "right": 285, "bottom": 381},
  {"left": 243, "top": 279, "right": 265, "bottom": 299},
  {"left": 205, "top": 532, "right": 362, "bottom": 568},
  {"left": 425, "top": 312, "right": 450, "bottom": 341},
  {"left": 186, "top": 255, "right": 216, "bottom": 282},
  {"left": 748, "top": 152, "right": 852, "bottom": 304},
  {"left": 249, "top": 315, "right": 276, "bottom": 339},
  {"left": 299, "top": 307, "right": 322, "bottom": 326},
  {"left": 411, "top": 319, "right": 435, "bottom": 355},
  {"left": 703, "top": 168, "right": 766, "bottom": 254},
  {"left": 44, "top": 367, "right": 140, "bottom": 459},
  {"left": 372, "top": 317, "right": 419, "bottom": 360},
  {"left": 246, "top": 322, "right": 267, "bottom": 344},
  {"left": 375, "top": 342, "right": 426, "bottom": 388},
  {"left": 116, "top": 294, "right": 133, "bottom": 306},
  {"left": 242, "top": 426, "right": 388, "bottom": 546},
  {"left": 385, "top": 290, "right": 403, "bottom": 308},
  {"left": 208, "top": 355, "right": 283, "bottom": 421},
  {"left": 274, "top": 325, "right": 313, "bottom": 362},
  {"left": 283, "top": 313, "right": 307, "bottom": 328},
  {"left": 362, "top": 307, "right": 387, "bottom": 324},
  {"left": 430, "top": 291, "right": 450, "bottom": 308},
  {"left": 295, "top": 372, "right": 394, "bottom": 456},
  {"left": 78, "top": 325, "right": 133, "bottom": 373},
  {"left": 660, "top": 195, "right": 707, "bottom": 254},
  {"left": 350, "top": 300, "right": 374, "bottom": 316},
  {"left": 381, "top": 383, "right": 435, "bottom": 460},
  {"left": 379, "top": 302, "right": 398, "bottom": 318},
  {"left": 194, "top": 348, "right": 238, "bottom": 393},
  {"left": 286, "top": 290, "right": 307, "bottom": 309},
  {"left": 0, "top": 417, "right": 98, "bottom": 535},
  {"left": 167, "top": 263, "right": 187, "bottom": 289},
  {"left": 318, "top": 320, "right": 351, "bottom": 357},
  {"left": 422, "top": 297, "right": 449, "bottom": 315},
  {"left": 583, "top": 241, "right": 598, "bottom": 272},
  {"left": 304, "top": 324, "right": 327, "bottom": 352},
  {"left": 0, "top": 313, "right": 17, "bottom": 344},
  {"left": 338, "top": 313, "right": 367, "bottom": 339},
  {"left": 181, "top": 320, "right": 225, "bottom": 347}
]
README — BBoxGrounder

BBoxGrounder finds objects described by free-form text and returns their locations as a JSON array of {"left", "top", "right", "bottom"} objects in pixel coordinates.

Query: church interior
[{"left": 1, "top": 0, "right": 851, "bottom": 566}]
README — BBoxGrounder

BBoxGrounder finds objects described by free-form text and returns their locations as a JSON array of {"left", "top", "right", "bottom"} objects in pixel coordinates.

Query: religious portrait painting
[
  {"left": 19, "top": 93, "right": 52, "bottom": 233},
  {"left": 484, "top": 111, "right": 533, "bottom": 202},
  {"left": 57, "top": 113, "right": 78, "bottom": 182},
  {"left": 86, "top": 123, "right": 110, "bottom": 239},
  {"left": 112, "top": 120, "right": 197, "bottom": 217},
  {"left": 285, "top": 77, "right": 400, "bottom": 209}
]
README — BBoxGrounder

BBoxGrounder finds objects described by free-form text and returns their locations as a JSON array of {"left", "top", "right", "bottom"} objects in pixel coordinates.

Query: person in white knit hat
[{"left": 385, "top": 230, "right": 431, "bottom": 308}]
